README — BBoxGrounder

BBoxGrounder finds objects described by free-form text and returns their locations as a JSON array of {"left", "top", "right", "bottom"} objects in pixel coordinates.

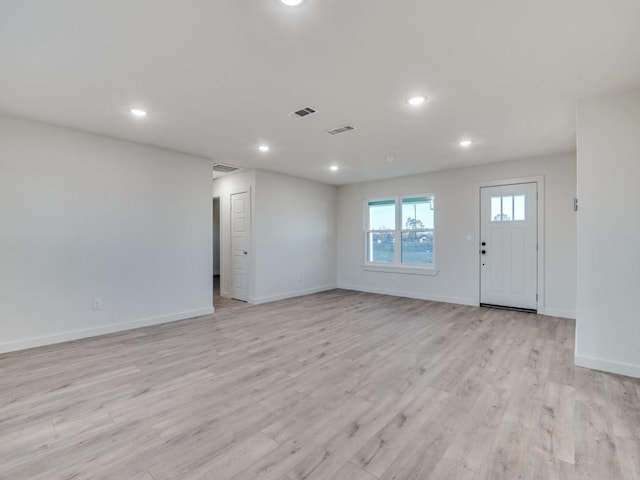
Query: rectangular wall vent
[
  {"left": 327, "top": 125, "right": 355, "bottom": 135},
  {"left": 288, "top": 106, "right": 317, "bottom": 119},
  {"left": 212, "top": 163, "right": 240, "bottom": 174}
]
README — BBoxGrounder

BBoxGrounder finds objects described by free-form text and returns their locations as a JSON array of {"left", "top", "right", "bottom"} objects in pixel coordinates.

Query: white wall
[
  {"left": 0, "top": 114, "right": 213, "bottom": 354},
  {"left": 575, "top": 89, "right": 640, "bottom": 378},
  {"left": 212, "top": 169, "right": 256, "bottom": 299},
  {"left": 337, "top": 153, "right": 577, "bottom": 318},
  {"left": 253, "top": 169, "right": 337, "bottom": 303}
]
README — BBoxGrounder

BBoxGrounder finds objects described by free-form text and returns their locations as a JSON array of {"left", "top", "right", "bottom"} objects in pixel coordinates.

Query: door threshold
[{"left": 480, "top": 303, "right": 537, "bottom": 314}]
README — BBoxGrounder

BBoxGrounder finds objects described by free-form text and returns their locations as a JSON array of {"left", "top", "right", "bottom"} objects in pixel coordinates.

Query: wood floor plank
[
  {"left": 331, "top": 462, "right": 378, "bottom": 480},
  {"left": 441, "top": 384, "right": 511, "bottom": 473},
  {"left": 602, "top": 374, "right": 640, "bottom": 439},
  {"left": 480, "top": 420, "right": 530, "bottom": 479},
  {"left": 173, "top": 432, "right": 280, "bottom": 480},
  {"left": 520, "top": 449, "right": 574, "bottom": 480},
  {"left": 285, "top": 390, "right": 413, "bottom": 480},
  {"left": 574, "top": 399, "right": 624, "bottom": 480},
  {"left": 428, "top": 458, "right": 480, "bottom": 480},
  {"left": 351, "top": 388, "right": 450, "bottom": 477},
  {"left": 0, "top": 288, "right": 638, "bottom": 480},
  {"left": 534, "top": 381, "right": 575, "bottom": 465},
  {"left": 376, "top": 420, "right": 456, "bottom": 480},
  {"left": 616, "top": 436, "right": 640, "bottom": 480}
]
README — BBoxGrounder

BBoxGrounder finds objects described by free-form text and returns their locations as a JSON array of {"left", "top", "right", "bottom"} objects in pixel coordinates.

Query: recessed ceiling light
[
  {"left": 459, "top": 139, "right": 473, "bottom": 147},
  {"left": 130, "top": 108, "right": 147, "bottom": 117},
  {"left": 258, "top": 144, "right": 270, "bottom": 152},
  {"left": 330, "top": 165, "right": 339, "bottom": 172},
  {"left": 407, "top": 96, "right": 427, "bottom": 106},
  {"left": 281, "top": 0, "right": 304, "bottom": 5}
]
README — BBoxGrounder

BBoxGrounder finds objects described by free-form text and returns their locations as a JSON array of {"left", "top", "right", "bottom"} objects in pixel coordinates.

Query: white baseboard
[
  {"left": 575, "top": 354, "right": 640, "bottom": 379},
  {"left": 337, "top": 283, "right": 477, "bottom": 307},
  {"left": 539, "top": 308, "right": 576, "bottom": 320},
  {"left": 0, "top": 307, "right": 214, "bottom": 355},
  {"left": 251, "top": 284, "right": 337, "bottom": 305}
]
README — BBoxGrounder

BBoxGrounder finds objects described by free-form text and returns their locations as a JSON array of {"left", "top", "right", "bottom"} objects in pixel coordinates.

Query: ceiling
[{"left": 1, "top": 1, "right": 639, "bottom": 185}]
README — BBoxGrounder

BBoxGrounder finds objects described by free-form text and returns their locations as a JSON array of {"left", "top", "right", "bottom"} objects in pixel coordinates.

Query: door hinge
[
  {"left": 574, "top": 197, "right": 578, "bottom": 212},
  {"left": 536, "top": 294, "right": 538, "bottom": 301}
]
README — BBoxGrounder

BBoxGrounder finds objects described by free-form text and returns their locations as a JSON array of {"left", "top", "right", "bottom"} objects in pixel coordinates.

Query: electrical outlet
[{"left": 92, "top": 297, "right": 102, "bottom": 310}]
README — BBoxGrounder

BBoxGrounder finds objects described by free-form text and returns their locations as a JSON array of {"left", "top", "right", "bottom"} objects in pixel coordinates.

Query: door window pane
[
  {"left": 501, "top": 195, "right": 513, "bottom": 221},
  {"left": 368, "top": 232, "right": 394, "bottom": 263},
  {"left": 514, "top": 195, "right": 525, "bottom": 221},
  {"left": 402, "top": 197, "right": 434, "bottom": 230},
  {"left": 401, "top": 231, "right": 433, "bottom": 265},
  {"left": 491, "top": 197, "right": 502, "bottom": 222},
  {"left": 368, "top": 200, "right": 395, "bottom": 230}
]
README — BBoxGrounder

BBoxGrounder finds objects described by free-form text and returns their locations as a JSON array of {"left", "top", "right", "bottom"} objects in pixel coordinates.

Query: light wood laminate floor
[{"left": 1, "top": 290, "right": 639, "bottom": 480}]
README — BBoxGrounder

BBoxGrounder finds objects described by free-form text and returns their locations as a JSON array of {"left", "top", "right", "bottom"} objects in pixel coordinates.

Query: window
[
  {"left": 367, "top": 199, "right": 396, "bottom": 263},
  {"left": 366, "top": 195, "right": 434, "bottom": 267},
  {"left": 491, "top": 195, "right": 525, "bottom": 222}
]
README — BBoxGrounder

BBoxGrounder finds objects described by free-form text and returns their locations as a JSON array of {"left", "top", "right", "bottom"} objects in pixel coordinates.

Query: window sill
[{"left": 361, "top": 264, "right": 440, "bottom": 276}]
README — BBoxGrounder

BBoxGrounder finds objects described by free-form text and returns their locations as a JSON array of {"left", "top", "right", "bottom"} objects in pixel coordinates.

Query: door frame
[
  {"left": 475, "top": 175, "right": 545, "bottom": 313},
  {"left": 215, "top": 186, "right": 254, "bottom": 303}
]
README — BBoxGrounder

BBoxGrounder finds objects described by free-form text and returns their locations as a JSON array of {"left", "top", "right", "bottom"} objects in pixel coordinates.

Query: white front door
[
  {"left": 480, "top": 183, "right": 537, "bottom": 310},
  {"left": 231, "top": 191, "right": 250, "bottom": 302}
]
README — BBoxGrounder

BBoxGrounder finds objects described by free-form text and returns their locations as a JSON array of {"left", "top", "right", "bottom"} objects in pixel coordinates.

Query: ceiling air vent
[
  {"left": 288, "top": 106, "right": 317, "bottom": 119},
  {"left": 326, "top": 125, "right": 355, "bottom": 136},
  {"left": 212, "top": 163, "right": 240, "bottom": 174}
]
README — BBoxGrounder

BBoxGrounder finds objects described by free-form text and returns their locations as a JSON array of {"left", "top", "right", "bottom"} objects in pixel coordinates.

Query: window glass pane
[
  {"left": 501, "top": 195, "right": 513, "bottom": 221},
  {"left": 491, "top": 196, "right": 502, "bottom": 222},
  {"left": 368, "top": 200, "right": 395, "bottom": 230},
  {"left": 401, "top": 231, "right": 433, "bottom": 265},
  {"left": 402, "top": 197, "right": 434, "bottom": 230},
  {"left": 368, "top": 232, "right": 395, "bottom": 263},
  {"left": 514, "top": 195, "right": 525, "bottom": 221}
]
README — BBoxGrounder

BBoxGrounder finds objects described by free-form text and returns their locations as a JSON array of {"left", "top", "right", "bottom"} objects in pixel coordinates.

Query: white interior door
[
  {"left": 231, "top": 191, "right": 250, "bottom": 302},
  {"left": 480, "top": 183, "right": 537, "bottom": 310}
]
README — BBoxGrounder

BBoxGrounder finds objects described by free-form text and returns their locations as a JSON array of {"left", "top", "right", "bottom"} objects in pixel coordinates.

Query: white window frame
[{"left": 362, "top": 194, "right": 438, "bottom": 276}]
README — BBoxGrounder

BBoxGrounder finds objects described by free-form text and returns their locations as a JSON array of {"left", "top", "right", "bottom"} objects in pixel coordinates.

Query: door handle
[{"left": 243, "top": 251, "right": 248, "bottom": 255}]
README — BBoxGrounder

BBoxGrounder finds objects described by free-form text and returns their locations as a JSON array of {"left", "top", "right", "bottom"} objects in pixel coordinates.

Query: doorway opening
[{"left": 212, "top": 197, "right": 221, "bottom": 305}]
